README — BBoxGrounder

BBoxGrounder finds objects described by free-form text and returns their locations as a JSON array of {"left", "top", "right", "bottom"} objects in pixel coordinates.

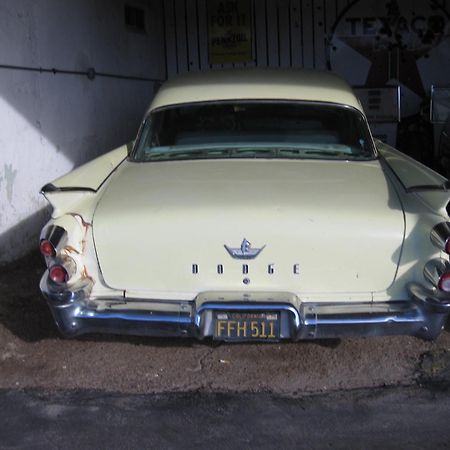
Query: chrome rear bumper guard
[{"left": 40, "top": 275, "right": 450, "bottom": 340}]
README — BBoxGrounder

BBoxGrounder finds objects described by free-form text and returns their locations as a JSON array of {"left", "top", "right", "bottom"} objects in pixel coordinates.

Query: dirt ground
[{"left": 1, "top": 252, "right": 450, "bottom": 395}]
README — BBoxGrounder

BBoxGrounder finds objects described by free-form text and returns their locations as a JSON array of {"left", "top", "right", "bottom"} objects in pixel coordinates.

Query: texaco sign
[{"left": 327, "top": 0, "right": 450, "bottom": 117}]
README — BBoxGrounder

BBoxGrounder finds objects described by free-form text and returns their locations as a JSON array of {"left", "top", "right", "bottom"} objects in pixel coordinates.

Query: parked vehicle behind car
[{"left": 39, "top": 69, "right": 450, "bottom": 341}]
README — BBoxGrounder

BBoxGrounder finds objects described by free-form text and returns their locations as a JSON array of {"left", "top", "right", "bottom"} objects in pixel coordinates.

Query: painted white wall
[{"left": 0, "top": 0, "right": 165, "bottom": 263}]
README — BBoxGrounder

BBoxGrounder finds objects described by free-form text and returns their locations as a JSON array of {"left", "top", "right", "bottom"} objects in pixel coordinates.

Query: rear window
[{"left": 133, "top": 101, "right": 375, "bottom": 162}]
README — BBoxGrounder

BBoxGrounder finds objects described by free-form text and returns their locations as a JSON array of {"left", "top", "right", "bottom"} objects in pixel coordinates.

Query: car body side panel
[{"left": 373, "top": 166, "right": 447, "bottom": 301}]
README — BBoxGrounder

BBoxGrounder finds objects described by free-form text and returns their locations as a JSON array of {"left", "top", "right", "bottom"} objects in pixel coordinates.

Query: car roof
[{"left": 149, "top": 68, "right": 363, "bottom": 113}]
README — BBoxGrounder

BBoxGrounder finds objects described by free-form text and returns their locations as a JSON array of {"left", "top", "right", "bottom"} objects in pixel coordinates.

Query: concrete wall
[{"left": 0, "top": 0, "right": 165, "bottom": 263}]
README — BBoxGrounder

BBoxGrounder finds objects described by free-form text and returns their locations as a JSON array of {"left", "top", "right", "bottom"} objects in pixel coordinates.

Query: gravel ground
[{"left": 1, "top": 252, "right": 450, "bottom": 395}]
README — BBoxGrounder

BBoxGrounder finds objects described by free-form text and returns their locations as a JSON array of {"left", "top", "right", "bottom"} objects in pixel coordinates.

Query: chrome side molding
[
  {"left": 430, "top": 222, "right": 450, "bottom": 253},
  {"left": 423, "top": 258, "right": 450, "bottom": 287}
]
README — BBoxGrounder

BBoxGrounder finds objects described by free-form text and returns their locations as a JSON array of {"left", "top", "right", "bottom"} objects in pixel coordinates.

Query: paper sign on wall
[{"left": 208, "top": 0, "right": 252, "bottom": 64}]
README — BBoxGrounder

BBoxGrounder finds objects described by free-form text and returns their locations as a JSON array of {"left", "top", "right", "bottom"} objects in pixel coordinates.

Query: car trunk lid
[{"left": 93, "top": 159, "right": 404, "bottom": 296}]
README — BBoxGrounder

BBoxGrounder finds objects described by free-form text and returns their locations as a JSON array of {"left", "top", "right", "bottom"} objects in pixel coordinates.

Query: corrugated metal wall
[
  {"left": 163, "top": 0, "right": 450, "bottom": 77},
  {"left": 164, "top": 0, "right": 342, "bottom": 75}
]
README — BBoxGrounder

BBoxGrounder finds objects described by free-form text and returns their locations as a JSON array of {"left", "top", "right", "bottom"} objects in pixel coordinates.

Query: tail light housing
[
  {"left": 48, "top": 256, "right": 77, "bottom": 285},
  {"left": 49, "top": 265, "right": 69, "bottom": 284},
  {"left": 39, "top": 239, "right": 56, "bottom": 257},
  {"left": 424, "top": 258, "right": 450, "bottom": 292},
  {"left": 438, "top": 272, "right": 450, "bottom": 292},
  {"left": 40, "top": 226, "right": 77, "bottom": 286},
  {"left": 39, "top": 225, "right": 67, "bottom": 260},
  {"left": 430, "top": 222, "right": 450, "bottom": 254}
]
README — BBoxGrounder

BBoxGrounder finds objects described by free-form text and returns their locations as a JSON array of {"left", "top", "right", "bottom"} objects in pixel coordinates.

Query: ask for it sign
[{"left": 208, "top": 0, "right": 253, "bottom": 64}]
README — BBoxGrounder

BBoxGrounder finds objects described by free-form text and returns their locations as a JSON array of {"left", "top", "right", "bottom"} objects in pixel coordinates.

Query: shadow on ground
[
  {"left": 0, "top": 253, "right": 226, "bottom": 345},
  {"left": 0, "top": 251, "right": 189, "bottom": 345},
  {"left": 0, "top": 251, "right": 57, "bottom": 341}
]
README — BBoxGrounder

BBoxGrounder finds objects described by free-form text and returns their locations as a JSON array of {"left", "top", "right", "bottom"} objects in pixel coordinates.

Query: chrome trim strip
[
  {"left": 430, "top": 222, "right": 450, "bottom": 252},
  {"left": 297, "top": 300, "right": 441, "bottom": 340},
  {"left": 40, "top": 184, "right": 96, "bottom": 194},
  {"left": 194, "top": 302, "right": 301, "bottom": 329},
  {"left": 406, "top": 182, "right": 450, "bottom": 193},
  {"left": 77, "top": 310, "right": 191, "bottom": 324},
  {"left": 423, "top": 258, "right": 450, "bottom": 288},
  {"left": 408, "top": 282, "right": 450, "bottom": 312}
]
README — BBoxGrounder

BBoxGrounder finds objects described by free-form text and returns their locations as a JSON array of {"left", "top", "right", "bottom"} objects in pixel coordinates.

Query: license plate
[{"left": 214, "top": 312, "right": 280, "bottom": 340}]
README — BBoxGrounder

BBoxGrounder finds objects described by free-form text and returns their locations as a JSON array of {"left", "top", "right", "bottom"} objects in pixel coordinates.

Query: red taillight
[
  {"left": 40, "top": 239, "right": 56, "bottom": 257},
  {"left": 438, "top": 272, "right": 450, "bottom": 292},
  {"left": 49, "top": 265, "right": 68, "bottom": 284}
]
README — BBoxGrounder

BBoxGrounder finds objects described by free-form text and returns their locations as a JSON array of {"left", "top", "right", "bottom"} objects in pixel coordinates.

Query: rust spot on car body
[
  {"left": 68, "top": 213, "right": 92, "bottom": 230},
  {"left": 64, "top": 245, "right": 80, "bottom": 255},
  {"left": 81, "top": 266, "right": 89, "bottom": 278},
  {"left": 66, "top": 213, "right": 92, "bottom": 256},
  {"left": 81, "top": 266, "right": 95, "bottom": 285}
]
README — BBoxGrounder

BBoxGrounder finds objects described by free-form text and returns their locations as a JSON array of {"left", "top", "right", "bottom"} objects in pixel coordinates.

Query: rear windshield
[{"left": 132, "top": 101, "right": 375, "bottom": 162}]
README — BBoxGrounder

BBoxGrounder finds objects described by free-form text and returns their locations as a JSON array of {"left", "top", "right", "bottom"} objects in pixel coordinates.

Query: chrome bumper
[{"left": 40, "top": 275, "right": 450, "bottom": 340}]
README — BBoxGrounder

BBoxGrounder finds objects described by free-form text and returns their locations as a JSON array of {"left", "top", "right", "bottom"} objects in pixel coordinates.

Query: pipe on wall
[{"left": 0, "top": 63, "right": 165, "bottom": 83}]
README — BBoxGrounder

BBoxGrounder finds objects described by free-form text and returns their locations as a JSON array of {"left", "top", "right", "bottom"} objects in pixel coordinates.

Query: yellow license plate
[{"left": 214, "top": 312, "right": 280, "bottom": 340}]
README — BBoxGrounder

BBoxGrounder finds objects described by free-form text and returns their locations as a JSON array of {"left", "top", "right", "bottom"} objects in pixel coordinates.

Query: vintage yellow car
[{"left": 39, "top": 69, "right": 450, "bottom": 341}]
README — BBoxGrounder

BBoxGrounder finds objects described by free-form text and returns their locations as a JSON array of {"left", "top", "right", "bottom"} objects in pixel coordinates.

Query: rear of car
[{"left": 38, "top": 69, "right": 450, "bottom": 341}]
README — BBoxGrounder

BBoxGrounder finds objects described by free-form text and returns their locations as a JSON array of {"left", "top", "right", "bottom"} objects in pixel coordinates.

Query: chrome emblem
[{"left": 224, "top": 238, "right": 265, "bottom": 260}]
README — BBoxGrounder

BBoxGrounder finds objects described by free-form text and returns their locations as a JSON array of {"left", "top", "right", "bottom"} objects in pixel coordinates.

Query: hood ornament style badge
[{"left": 224, "top": 238, "right": 265, "bottom": 260}]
